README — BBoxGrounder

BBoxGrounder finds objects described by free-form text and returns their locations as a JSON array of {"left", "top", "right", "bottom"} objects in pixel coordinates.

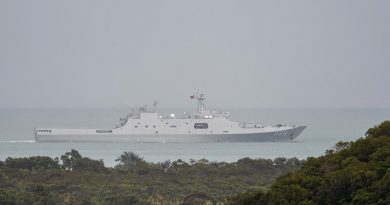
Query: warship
[{"left": 35, "top": 94, "right": 306, "bottom": 142}]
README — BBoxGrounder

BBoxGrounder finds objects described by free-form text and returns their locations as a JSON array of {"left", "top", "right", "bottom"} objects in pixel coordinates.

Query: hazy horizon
[{"left": 1, "top": 0, "right": 389, "bottom": 109}]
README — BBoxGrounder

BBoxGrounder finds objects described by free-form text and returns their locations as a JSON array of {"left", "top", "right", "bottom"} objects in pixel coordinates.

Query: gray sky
[{"left": 1, "top": 0, "right": 389, "bottom": 109}]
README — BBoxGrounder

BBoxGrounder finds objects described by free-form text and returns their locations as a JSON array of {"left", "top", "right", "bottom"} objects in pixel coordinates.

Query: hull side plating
[{"left": 35, "top": 126, "right": 306, "bottom": 142}]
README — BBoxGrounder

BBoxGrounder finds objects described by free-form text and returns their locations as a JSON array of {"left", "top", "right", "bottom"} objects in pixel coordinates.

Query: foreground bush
[
  {"left": 0, "top": 150, "right": 301, "bottom": 204},
  {"left": 227, "top": 121, "right": 390, "bottom": 205}
]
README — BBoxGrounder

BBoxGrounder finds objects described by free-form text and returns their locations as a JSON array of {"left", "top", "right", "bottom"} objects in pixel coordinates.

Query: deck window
[{"left": 194, "top": 123, "right": 208, "bottom": 129}]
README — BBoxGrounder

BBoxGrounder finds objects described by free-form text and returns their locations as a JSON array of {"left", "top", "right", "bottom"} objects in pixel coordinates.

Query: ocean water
[{"left": 0, "top": 108, "right": 389, "bottom": 167}]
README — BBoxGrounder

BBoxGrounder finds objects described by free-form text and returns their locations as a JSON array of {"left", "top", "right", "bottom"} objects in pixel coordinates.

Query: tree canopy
[
  {"left": 228, "top": 121, "right": 390, "bottom": 205},
  {"left": 0, "top": 150, "right": 301, "bottom": 204}
]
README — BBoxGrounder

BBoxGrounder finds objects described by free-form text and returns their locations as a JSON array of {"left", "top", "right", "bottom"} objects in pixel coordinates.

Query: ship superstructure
[{"left": 35, "top": 94, "right": 306, "bottom": 142}]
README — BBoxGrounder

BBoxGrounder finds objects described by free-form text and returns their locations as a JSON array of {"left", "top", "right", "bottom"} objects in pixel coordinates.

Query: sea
[{"left": 0, "top": 108, "right": 389, "bottom": 167}]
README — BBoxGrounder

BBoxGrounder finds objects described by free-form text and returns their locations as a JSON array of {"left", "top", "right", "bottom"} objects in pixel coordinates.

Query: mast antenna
[{"left": 153, "top": 100, "right": 158, "bottom": 113}]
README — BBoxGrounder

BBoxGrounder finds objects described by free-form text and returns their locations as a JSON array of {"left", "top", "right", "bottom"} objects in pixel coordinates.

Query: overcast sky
[{"left": 0, "top": 0, "right": 389, "bottom": 109}]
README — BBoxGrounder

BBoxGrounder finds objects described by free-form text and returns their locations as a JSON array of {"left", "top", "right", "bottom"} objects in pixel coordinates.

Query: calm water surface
[{"left": 0, "top": 108, "right": 388, "bottom": 166}]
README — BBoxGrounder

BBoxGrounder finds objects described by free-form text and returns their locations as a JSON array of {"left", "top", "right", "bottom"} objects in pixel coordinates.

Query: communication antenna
[{"left": 153, "top": 100, "right": 158, "bottom": 113}]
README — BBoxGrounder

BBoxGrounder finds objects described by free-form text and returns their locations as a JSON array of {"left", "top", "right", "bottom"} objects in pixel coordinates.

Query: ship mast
[{"left": 196, "top": 94, "right": 206, "bottom": 114}]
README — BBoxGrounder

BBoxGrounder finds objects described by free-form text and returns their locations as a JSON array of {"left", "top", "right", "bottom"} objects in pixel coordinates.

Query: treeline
[
  {"left": 227, "top": 121, "right": 390, "bottom": 205},
  {"left": 0, "top": 148, "right": 302, "bottom": 204}
]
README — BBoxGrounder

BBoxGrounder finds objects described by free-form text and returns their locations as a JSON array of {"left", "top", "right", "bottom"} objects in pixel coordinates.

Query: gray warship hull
[
  {"left": 35, "top": 126, "right": 306, "bottom": 143},
  {"left": 35, "top": 94, "right": 307, "bottom": 142}
]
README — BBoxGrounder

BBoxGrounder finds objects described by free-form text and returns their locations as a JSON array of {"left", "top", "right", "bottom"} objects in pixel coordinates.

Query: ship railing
[{"left": 239, "top": 123, "right": 264, "bottom": 128}]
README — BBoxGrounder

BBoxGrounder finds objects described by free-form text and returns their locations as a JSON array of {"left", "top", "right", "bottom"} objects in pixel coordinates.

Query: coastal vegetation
[
  {"left": 227, "top": 121, "right": 390, "bottom": 204},
  {"left": 1, "top": 121, "right": 389, "bottom": 204},
  {"left": 0, "top": 149, "right": 301, "bottom": 204}
]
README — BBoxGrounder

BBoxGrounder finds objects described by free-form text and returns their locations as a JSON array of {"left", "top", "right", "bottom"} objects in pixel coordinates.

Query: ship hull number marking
[{"left": 274, "top": 131, "right": 288, "bottom": 136}]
